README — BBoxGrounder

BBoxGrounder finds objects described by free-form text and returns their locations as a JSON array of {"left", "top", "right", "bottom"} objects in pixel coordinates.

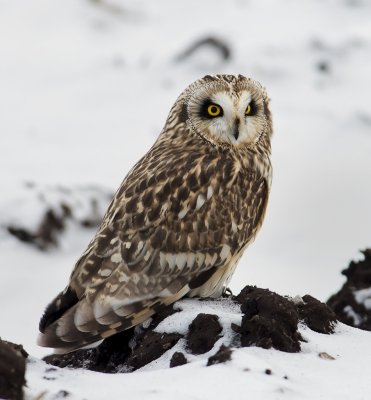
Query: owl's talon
[{"left": 222, "top": 288, "right": 233, "bottom": 298}]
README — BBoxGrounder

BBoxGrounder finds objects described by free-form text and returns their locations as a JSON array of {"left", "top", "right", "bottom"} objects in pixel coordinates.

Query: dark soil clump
[
  {"left": 44, "top": 330, "right": 182, "bottom": 373},
  {"left": 207, "top": 345, "right": 232, "bottom": 366},
  {"left": 186, "top": 313, "right": 222, "bottom": 355},
  {"left": 298, "top": 295, "right": 337, "bottom": 334},
  {"left": 125, "top": 331, "right": 182, "bottom": 371},
  {"left": 43, "top": 328, "right": 134, "bottom": 372},
  {"left": 234, "top": 286, "right": 302, "bottom": 353},
  {"left": 0, "top": 339, "right": 28, "bottom": 400},
  {"left": 43, "top": 285, "right": 338, "bottom": 373},
  {"left": 327, "top": 249, "right": 371, "bottom": 330},
  {"left": 44, "top": 305, "right": 183, "bottom": 373},
  {"left": 170, "top": 352, "right": 188, "bottom": 368}
]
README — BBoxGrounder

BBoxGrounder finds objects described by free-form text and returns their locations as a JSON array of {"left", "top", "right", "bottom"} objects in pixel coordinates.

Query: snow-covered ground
[
  {"left": 0, "top": 0, "right": 371, "bottom": 398},
  {"left": 25, "top": 311, "right": 371, "bottom": 400}
]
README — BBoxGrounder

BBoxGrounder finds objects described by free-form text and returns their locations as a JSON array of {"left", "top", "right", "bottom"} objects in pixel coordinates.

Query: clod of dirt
[
  {"left": 43, "top": 285, "right": 338, "bottom": 373},
  {"left": 125, "top": 331, "right": 182, "bottom": 371},
  {"left": 44, "top": 329, "right": 134, "bottom": 372},
  {"left": 235, "top": 286, "right": 302, "bottom": 353},
  {"left": 44, "top": 306, "right": 182, "bottom": 373},
  {"left": 0, "top": 339, "right": 28, "bottom": 400},
  {"left": 186, "top": 313, "right": 222, "bottom": 355},
  {"left": 265, "top": 369, "right": 272, "bottom": 375},
  {"left": 327, "top": 249, "right": 371, "bottom": 331},
  {"left": 297, "top": 295, "right": 337, "bottom": 334},
  {"left": 207, "top": 345, "right": 232, "bottom": 366},
  {"left": 170, "top": 352, "right": 188, "bottom": 368}
]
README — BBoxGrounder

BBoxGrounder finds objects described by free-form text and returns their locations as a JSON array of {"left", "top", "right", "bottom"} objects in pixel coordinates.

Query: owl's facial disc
[
  {"left": 186, "top": 84, "right": 268, "bottom": 148},
  {"left": 200, "top": 91, "right": 257, "bottom": 144}
]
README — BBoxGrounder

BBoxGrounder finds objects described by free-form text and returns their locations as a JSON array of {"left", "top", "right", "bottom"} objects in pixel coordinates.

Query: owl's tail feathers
[
  {"left": 39, "top": 286, "right": 79, "bottom": 335},
  {"left": 38, "top": 297, "right": 154, "bottom": 354},
  {"left": 37, "top": 287, "right": 189, "bottom": 354}
]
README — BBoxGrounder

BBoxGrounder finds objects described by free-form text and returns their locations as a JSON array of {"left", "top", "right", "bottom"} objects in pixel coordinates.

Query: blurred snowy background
[{"left": 0, "top": 0, "right": 370, "bottom": 356}]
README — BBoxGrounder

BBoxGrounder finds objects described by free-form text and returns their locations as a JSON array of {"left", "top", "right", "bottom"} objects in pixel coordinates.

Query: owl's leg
[{"left": 222, "top": 287, "right": 234, "bottom": 298}]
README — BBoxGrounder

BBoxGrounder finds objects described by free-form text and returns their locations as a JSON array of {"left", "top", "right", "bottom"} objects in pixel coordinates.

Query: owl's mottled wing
[{"left": 38, "top": 132, "right": 268, "bottom": 351}]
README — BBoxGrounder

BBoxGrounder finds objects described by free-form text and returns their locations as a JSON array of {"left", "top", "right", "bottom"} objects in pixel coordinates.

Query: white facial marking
[{"left": 198, "top": 89, "right": 262, "bottom": 146}]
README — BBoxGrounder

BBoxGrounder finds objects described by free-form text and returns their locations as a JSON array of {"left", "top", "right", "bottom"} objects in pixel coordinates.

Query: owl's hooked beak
[{"left": 232, "top": 118, "right": 240, "bottom": 140}]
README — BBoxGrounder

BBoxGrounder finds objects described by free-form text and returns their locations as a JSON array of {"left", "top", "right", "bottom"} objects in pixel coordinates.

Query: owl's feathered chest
[
  {"left": 107, "top": 134, "right": 270, "bottom": 252},
  {"left": 77, "top": 132, "right": 270, "bottom": 283}
]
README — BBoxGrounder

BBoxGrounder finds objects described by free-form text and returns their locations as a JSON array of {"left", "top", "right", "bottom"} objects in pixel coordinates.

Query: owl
[{"left": 38, "top": 74, "right": 273, "bottom": 353}]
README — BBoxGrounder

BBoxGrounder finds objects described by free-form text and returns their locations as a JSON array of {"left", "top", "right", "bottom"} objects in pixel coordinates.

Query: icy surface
[{"left": 0, "top": 0, "right": 371, "bottom": 398}]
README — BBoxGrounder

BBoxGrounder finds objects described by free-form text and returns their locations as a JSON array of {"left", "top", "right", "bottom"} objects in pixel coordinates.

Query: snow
[
  {"left": 24, "top": 322, "right": 371, "bottom": 400},
  {"left": 344, "top": 305, "right": 363, "bottom": 326},
  {"left": 0, "top": 183, "right": 112, "bottom": 232},
  {"left": 0, "top": 0, "right": 371, "bottom": 398},
  {"left": 354, "top": 288, "right": 371, "bottom": 309}
]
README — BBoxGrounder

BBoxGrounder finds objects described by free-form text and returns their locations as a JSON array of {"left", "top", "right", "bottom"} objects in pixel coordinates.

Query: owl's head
[{"left": 175, "top": 74, "right": 272, "bottom": 150}]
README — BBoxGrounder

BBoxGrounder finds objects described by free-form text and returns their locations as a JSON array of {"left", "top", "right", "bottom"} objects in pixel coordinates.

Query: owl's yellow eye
[
  {"left": 207, "top": 104, "right": 222, "bottom": 117},
  {"left": 245, "top": 104, "right": 252, "bottom": 115}
]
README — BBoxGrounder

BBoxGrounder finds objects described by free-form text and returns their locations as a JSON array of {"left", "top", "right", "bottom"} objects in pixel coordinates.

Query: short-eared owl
[{"left": 38, "top": 74, "right": 273, "bottom": 352}]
